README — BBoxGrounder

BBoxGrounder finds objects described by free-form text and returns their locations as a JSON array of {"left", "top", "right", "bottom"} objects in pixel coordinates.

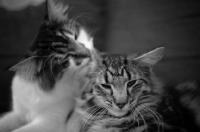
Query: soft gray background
[{"left": 0, "top": 0, "right": 200, "bottom": 113}]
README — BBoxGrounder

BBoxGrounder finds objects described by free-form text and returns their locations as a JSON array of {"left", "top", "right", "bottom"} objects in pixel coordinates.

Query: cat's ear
[
  {"left": 130, "top": 47, "right": 164, "bottom": 65},
  {"left": 8, "top": 57, "right": 33, "bottom": 71},
  {"left": 47, "top": 0, "right": 69, "bottom": 22}
]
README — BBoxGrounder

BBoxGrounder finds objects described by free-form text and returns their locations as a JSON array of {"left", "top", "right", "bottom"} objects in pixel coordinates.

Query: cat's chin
[{"left": 108, "top": 109, "right": 128, "bottom": 117}]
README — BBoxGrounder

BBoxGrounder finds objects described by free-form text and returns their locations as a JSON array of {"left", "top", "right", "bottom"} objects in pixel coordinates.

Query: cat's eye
[
  {"left": 127, "top": 80, "right": 137, "bottom": 88},
  {"left": 101, "top": 84, "right": 112, "bottom": 89},
  {"left": 93, "top": 85, "right": 103, "bottom": 94},
  {"left": 130, "top": 88, "right": 138, "bottom": 95},
  {"left": 134, "top": 83, "right": 143, "bottom": 89},
  {"left": 94, "top": 85, "right": 102, "bottom": 91},
  {"left": 129, "top": 83, "right": 143, "bottom": 95},
  {"left": 93, "top": 84, "right": 111, "bottom": 95}
]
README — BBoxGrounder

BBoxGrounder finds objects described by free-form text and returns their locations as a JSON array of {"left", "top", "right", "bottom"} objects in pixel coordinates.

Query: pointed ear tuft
[
  {"left": 8, "top": 58, "right": 33, "bottom": 72},
  {"left": 47, "top": 0, "right": 69, "bottom": 22},
  {"left": 133, "top": 47, "right": 164, "bottom": 65}
]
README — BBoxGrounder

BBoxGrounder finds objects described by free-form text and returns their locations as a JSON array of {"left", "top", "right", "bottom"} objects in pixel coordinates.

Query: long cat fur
[{"left": 0, "top": 0, "right": 96, "bottom": 132}]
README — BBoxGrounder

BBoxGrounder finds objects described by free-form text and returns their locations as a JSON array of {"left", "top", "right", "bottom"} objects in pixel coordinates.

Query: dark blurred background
[{"left": 0, "top": 0, "right": 200, "bottom": 113}]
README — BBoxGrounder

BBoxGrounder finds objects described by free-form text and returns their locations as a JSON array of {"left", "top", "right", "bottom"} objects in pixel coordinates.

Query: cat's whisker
[
  {"left": 77, "top": 15, "right": 97, "bottom": 24},
  {"left": 50, "top": 55, "right": 57, "bottom": 81},
  {"left": 81, "top": 108, "right": 105, "bottom": 132},
  {"left": 142, "top": 105, "right": 163, "bottom": 131},
  {"left": 69, "top": 105, "right": 101, "bottom": 132},
  {"left": 69, "top": 13, "right": 84, "bottom": 30},
  {"left": 146, "top": 106, "right": 163, "bottom": 122},
  {"left": 0, "top": 49, "right": 52, "bottom": 56},
  {"left": 69, "top": 13, "right": 92, "bottom": 28},
  {"left": 56, "top": 57, "right": 64, "bottom": 70},
  {"left": 99, "top": 109, "right": 107, "bottom": 118},
  {"left": 136, "top": 100, "right": 157, "bottom": 111},
  {"left": 80, "top": 109, "right": 96, "bottom": 131},
  {"left": 145, "top": 106, "right": 163, "bottom": 132},
  {"left": 144, "top": 109, "right": 159, "bottom": 131},
  {"left": 135, "top": 108, "right": 148, "bottom": 132},
  {"left": 80, "top": 106, "right": 102, "bottom": 131},
  {"left": 11, "top": 55, "right": 45, "bottom": 70},
  {"left": 65, "top": 6, "right": 74, "bottom": 19},
  {"left": 132, "top": 109, "right": 140, "bottom": 130},
  {"left": 42, "top": 53, "right": 56, "bottom": 76},
  {"left": 142, "top": 107, "right": 160, "bottom": 132}
]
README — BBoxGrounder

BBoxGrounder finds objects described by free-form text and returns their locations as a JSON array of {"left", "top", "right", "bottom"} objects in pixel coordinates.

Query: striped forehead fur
[
  {"left": 105, "top": 68, "right": 130, "bottom": 83},
  {"left": 99, "top": 54, "right": 161, "bottom": 87},
  {"left": 103, "top": 58, "right": 131, "bottom": 84}
]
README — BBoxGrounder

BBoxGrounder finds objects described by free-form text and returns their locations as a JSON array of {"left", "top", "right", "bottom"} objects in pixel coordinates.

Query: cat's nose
[{"left": 116, "top": 103, "right": 126, "bottom": 109}]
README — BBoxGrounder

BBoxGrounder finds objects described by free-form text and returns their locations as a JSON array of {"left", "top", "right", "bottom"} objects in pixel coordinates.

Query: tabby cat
[
  {"left": 0, "top": 0, "right": 96, "bottom": 132},
  {"left": 76, "top": 47, "right": 200, "bottom": 132}
]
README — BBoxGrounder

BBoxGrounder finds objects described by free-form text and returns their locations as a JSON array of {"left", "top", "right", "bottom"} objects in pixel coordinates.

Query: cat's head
[
  {"left": 9, "top": 0, "right": 95, "bottom": 90},
  {"left": 79, "top": 47, "right": 164, "bottom": 119}
]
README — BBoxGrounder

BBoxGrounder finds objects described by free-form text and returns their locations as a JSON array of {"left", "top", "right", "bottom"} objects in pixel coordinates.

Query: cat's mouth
[{"left": 107, "top": 110, "right": 132, "bottom": 118}]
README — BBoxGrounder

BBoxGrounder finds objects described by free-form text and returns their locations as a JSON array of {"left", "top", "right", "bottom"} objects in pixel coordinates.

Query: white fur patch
[
  {"left": 77, "top": 28, "right": 93, "bottom": 51},
  {"left": 0, "top": 58, "right": 94, "bottom": 131}
]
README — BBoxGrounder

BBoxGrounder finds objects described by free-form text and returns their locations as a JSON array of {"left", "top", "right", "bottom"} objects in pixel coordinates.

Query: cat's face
[
  {"left": 79, "top": 48, "right": 164, "bottom": 119},
  {"left": 10, "top": 0, "right": 94, "bottom": 90},
  {"left": 92, "top": 56, "right": 152, "bottom": 117}
]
